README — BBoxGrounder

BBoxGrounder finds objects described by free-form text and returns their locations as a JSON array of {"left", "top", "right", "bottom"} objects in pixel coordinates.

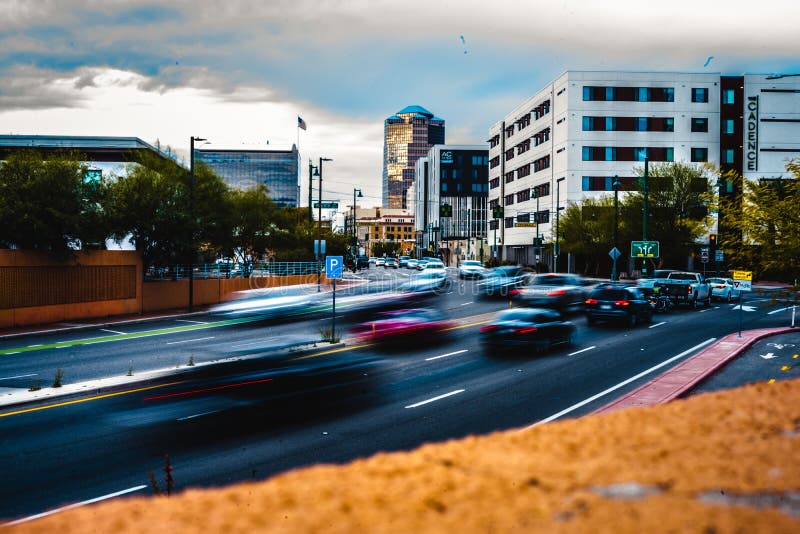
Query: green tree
[
  {"left": 558, "top": 196, "right": 617, "bottom": 276},
  {"left": 623, "top": 162, "right": 714, "bottom": 270},
  {"left": 0, "top": 150, "right": 98, "bottom": 256},
  {"left": 718, "top": 159, "right": 800, "bottom": 295}
]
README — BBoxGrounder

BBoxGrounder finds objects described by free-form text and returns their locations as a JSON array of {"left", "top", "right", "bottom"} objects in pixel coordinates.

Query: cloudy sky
[{"left": 2, "top": 0, "right": 799, "bottom": 207}]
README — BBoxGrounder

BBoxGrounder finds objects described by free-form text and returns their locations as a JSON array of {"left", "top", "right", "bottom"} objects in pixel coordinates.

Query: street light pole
[
  {"left": 352, "top": 188, "right": 362, "bottom": 259},
  {"left": 554, "top": 177, "right": 565, "bottom": 273},
  {"left": 308, "top": 159, "right": 315, "bottom": 224},
  {"left": 642, "top": 157, "right": 650, "bottom": 276},
  {"left": 612, "top": 175, "right": 621, "bottom": 281},
  {"left": 188, "top": 135, "right": 206, "bottom": 312},
  {"left": 317, "top": 157, "right": 332, "bottom": 291},
  {"left": 534, "top": 188, "right": 540, "bottom": 268}
]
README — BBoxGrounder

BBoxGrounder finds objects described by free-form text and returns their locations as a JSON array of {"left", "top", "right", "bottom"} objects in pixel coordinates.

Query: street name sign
[
  {"left": 631, "top": 240, "right": 660, "bottom": 258},
  {"left": 313, "top": 202, "right": 339, "bottom": 209},
  {"left": 514, "top": 222, "right": 538, "bottom": 227},
  {"left": 732, "top": 270, "right": 752, "bottom": 281}
]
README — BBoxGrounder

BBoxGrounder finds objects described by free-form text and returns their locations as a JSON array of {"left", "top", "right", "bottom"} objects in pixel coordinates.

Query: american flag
[{"left": 297, "top": 116, "right": 307, "bottom": 130}]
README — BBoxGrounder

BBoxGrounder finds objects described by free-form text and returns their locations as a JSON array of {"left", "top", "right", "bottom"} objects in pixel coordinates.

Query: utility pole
[
  {"left": 308, "top": 159, "right": 314, "bottom": 224},
  {"left": 554, "top": 177, "right": 565, "bottom": 273},
  {"left": 188, "top": 135, "right": 206, "bottom": 312},
  {"left": 317, "top": 157, "right": 332, "bottom": 291},
  {"left": 612, "top": 175, "right": 620, "bottom": 281}
]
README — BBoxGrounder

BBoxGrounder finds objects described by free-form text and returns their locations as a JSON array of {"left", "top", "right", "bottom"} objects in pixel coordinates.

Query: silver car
[{"left": 458, "top": 260, "right": 486, "bottom": 279}]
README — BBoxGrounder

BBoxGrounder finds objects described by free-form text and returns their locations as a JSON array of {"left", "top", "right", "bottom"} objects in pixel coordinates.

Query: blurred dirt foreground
[{"left": 12, "top": 378, "right": 800, "bottom": 533}]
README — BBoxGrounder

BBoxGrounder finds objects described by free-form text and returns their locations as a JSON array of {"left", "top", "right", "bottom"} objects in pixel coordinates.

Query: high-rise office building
[
  {"left": 196, "top": 144, "right": 300, "bottom": 207},
  {"left": 488, "top": 70, "right": 800, "bottom": 267},
  {"left": 383, "top": 106, "right": 445, "bottom": 209}
]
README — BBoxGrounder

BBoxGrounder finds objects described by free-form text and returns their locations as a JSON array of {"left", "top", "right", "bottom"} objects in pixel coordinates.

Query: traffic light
[
  {"left": 492, "top": 205, "right": 504, "bottom": 219},
  {"left": 709, "top": 234, "right": 717, "bottom": 247},
  {"left": 439, "top": 203, "right": 452, "bottom": 217},
  {"left": 533, "top": 237, "right": 543, "bottom": 255}
]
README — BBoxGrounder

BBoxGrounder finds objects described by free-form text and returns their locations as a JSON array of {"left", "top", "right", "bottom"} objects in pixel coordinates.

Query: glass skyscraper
[
  {"left": 196, "top": 145, "right": 300, "bottom": 207},
  {"left": 383, "top": 106, "right": 445, "bottom": 209}
]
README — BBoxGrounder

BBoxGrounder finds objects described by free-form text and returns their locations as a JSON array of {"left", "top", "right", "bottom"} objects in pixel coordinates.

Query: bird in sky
[{"left": 703, "top": 56, "right": 714, "bottom": 67}]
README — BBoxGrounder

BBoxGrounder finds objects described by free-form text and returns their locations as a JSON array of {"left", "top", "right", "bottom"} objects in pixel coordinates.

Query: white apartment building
[{"left": 488, "top": 70, "right": 800, "bottom": 269}]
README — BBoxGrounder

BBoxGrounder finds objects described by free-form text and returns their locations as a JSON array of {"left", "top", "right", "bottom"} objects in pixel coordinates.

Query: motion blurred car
[
  {"left": 509, "top": 273, "right": 591, "bottom": 312},
  {"left": 480, "top": 307, "right": 576, "bottom": 353},
  {"left": 406, "top": 259, "right": 419, "bottom": 269},
  {"left": 398, "top": 256, "right": 412, "bottom": 268},
  {"left": 585, "top": 285, "right": 653, "bottom": 326},
  {"left": 384, "top": 258, "right": 398, "bottom": 268},
  {"left": 349, "top": 308, "right": 453, "bottom": 344},
  {"left": 457, "top": 260, "right": 487, "bottom": 279},
  {"left": 356, "top": 255, "right": 370, "bottom": 269},
  {"left": 374, "top": 258, "right": 386, "bottom": 267},
  {"left": 477, "top": 265, "right": 529, "bottom": 297},
  {"left": 399, "top": 269, "right": 448, "bottom": 297},
  {"left": 420, "top": 259, "right": 445, "bottom": 270},
  {"left": 707, "top": 277, "right": 742, "bottom": 302}
]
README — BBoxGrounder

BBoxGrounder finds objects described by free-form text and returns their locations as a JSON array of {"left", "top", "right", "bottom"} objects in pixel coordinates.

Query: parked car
[
  {"left": 707, "top": 277, "right": 742, "bottom": 302},
  {"left": 480, "top": 307, "right": 576, "bottom": 353},
  {"left": 477, "top": 265, "right": 529, "bottom": 297},
  {"left": 458, "top": 260, "right": 487, "bottom": 280},
  {"left": 348, "top": 308, "right": 453, "bottom": 344},
  {"left": 509, "top": 273, "right": 592, "bottom": 313},
  {"left": 384, "top": 258, "right": 398, "bottom": 268},
  {"left": 585, "top": 285, "right": 653, "bottom": 326}
]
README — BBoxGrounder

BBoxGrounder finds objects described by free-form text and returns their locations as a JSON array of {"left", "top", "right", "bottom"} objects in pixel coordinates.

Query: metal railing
[{"left": 144, "top": 262, "right": 321, "bottom": 281}]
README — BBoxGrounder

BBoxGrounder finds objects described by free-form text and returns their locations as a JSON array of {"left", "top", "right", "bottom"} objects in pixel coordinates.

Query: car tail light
[
  {"left": 715, "top": 284, "right": 724, "bottom": 289},
  {"left": 516, "top": 326, "right": 538, "bottom": 334},
  {"left": 614, "top": 300, "right": 630, "bottom": 306},
  {"left": 509, "top": 289, "right": 521, "bottom": 296},
  {"left": 687, "top": 286, "right": 693, "bottom": 294},
  {"left": 480, "top": 325, "right": 498, "bottom": 332},
  {"left": 585, "top": 298, "right": 598, "bottom": 304},
  {"left": 547, "top": 290, "right": 566, "bottom": 296}
]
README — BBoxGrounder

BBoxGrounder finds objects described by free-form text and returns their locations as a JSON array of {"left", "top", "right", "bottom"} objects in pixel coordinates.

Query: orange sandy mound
[{"left": 11, "top": 378, "right": 800, "bottom": 533}]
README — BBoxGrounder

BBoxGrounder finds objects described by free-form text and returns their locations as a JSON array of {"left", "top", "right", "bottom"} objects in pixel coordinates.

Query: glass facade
[
  {"left": 383, "top": 106, "right": 445, "bottom": 208},
  {"left": 196, "top": 146, "right": 299, "bottom": 207}
]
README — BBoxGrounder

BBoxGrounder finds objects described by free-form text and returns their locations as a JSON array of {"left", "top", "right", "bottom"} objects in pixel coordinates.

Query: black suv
[
  {"left": 585, "top": 285, "right": 653, "bottom": 326},
  {"left": 355, "top": 255, "right": 370, "bottom": 270}
]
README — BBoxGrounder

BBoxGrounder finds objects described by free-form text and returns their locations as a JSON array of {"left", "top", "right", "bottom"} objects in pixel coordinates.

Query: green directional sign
[
  {"left": 313, "top": 202, "right": 339, "bottom": 209},
  {"left": 631, "top": 240, "right": 660, "bottom": 258}
]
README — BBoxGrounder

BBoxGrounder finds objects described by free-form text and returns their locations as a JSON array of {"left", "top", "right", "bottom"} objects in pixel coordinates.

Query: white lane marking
[
  {"left": 459, "top": 301, "right": 473, "bottom": 306},
  {"left": 175, "top": 319, "right": 208, "bottom": 324},
  {"left": 5, "top": 485, "right": 148, "bottom": 526},
  {"left": 425, "top": 349, "right": 468, "bottom": 361},
  {"left": 405, "top": 389, "right": 465, "bottom": 409},
  {"left": 699, "top": 308, "right": 711, "bottom": 313},
  {"left": 525, "top": 337, "right": 717, "bottom": 429},
  {"left": 0, "top": 373, "right": 37, "bottom": 381},
  {"left": 568, "top": 346, "right": 596, "bottom": 356},
  {"left": 27, "top": 344, "right": 43, "bottom": 347},
  {"left": 166, "top": 336, "right": 216, "bottom": 345},
  {"left": 177, "top": 410, "right": 221, "bottom": 421},
  {"left": 648, "top": 321, "right": 666, "bottom": 329},
  {"left": 6, "top": 351, "right": 20, "bottom": 355},
  {"left": 99, "top": 329, "right": 126, "bottom": 335},
  {"left": 767, "top": 307, "right": 790, "bottom": 315}
]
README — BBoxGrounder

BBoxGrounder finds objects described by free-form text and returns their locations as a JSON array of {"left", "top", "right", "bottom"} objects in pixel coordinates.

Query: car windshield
[
  {"left": 489, "top": 266, "right": 521, "bottom": 278},
  {"left": 707, "top": 278, "right": 726, "bottom": 284},
  {"left": 461, "top": 261, "right": 482, "bottom": 267},
  {"left": 668, "top": 273, "right": 696, "bottom": 281},
  {"left": 496, "top": 309, "right": 558, "bottom": 322}
]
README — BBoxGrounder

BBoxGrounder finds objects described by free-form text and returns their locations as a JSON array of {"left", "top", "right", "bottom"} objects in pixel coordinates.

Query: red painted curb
[{"left": 593, "top": 327, "right": 797, "bottom": 415}]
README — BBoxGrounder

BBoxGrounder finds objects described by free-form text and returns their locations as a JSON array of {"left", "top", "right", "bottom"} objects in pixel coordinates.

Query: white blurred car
[
  {"left": 420, "top": 260, "right": 445, "bottom": 270},
  {"left": 457, "top": 260, "right": 486, "bottom": 279},
  {"left": 375, "top": 258, "right": 386, "bottom": 267},
  {"left": 707, "top": 277, "right": 742, "bottom": 302}
]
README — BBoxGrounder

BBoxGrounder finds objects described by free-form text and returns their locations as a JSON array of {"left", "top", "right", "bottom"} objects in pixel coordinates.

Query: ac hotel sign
[{"left": 746, "top": 96, "right": 758, "bottom": 171}]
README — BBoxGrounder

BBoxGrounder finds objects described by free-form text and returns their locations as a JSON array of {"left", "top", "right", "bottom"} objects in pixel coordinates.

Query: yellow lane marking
[
  {"left": 442, "top": 319, "right": 491, "bottom": 332},
  {"left": 0, "top": 381, "right": 183, "bottom": 418},
  {"left": 291, "top": 343, "right": 374, "bottom": 360}
]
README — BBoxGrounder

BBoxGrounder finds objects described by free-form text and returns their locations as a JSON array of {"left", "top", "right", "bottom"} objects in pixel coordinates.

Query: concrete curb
[
  {"left": 0, "top": 341, "right": 347, "bottom": 412},
  {"left": 593, "top": 326, "right": 797, "bottom": 415}
]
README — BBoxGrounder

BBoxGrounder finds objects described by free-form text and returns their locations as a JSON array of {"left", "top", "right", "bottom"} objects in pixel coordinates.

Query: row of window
[
  {"left": 504, "top": 210, "right": 550, "bottom": 228},
  {"left": 533, "top": 154, "right": 551, "bottom": 172},
  {"left": 441, "top": 182, "right": 489, "bottom": 193},
  {"left": 533, "top": 127, "right": 550, "bottom": 146},
  {"left": 583, "top": 86, "right": 675, "bottom": 102},
  {"left": 583, "top": 116, "right": 674, "bottom": 132},
  {"left": 582, "top": 146, "right": 674, "bottom": 162}
]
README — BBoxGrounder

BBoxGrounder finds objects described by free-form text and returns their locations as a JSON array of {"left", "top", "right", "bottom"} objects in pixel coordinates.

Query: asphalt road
[{"left": 0, "top": 269, "right": 794, "bottom": 522}]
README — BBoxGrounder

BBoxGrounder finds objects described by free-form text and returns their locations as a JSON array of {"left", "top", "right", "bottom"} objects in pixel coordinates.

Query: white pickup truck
[{"left": 656, "top": 271, "right": 712, "bottom": 308}]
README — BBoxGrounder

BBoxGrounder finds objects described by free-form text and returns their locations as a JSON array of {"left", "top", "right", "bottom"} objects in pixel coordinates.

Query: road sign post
[
  {"left": 732, "top": 270, "right": 753, "bottom": 338},
  {"left": 325, "top": 256, "right": 343, "bottom": 344},
  {"left": 609, "top": 247, "right": 621, "bottom": 281}
]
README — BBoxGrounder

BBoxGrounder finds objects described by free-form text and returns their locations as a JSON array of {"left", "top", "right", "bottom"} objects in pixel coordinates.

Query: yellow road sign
[
  {"left": 732, "top": 270, "right": 752, "bottom": 281},
  {"left": 514, "top": 222, "right": 538, "bottom": 227}
]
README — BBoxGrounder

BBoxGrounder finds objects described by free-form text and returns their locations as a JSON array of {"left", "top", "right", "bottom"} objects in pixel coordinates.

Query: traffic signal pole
[{"left": 642, "top": 158, "right": 649, "bottom": 276}]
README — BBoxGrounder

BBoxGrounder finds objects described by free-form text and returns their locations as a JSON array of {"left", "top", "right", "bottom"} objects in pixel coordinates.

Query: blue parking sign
[{"left": 325, "top": 256, "right": 344, "bottom": 279}]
